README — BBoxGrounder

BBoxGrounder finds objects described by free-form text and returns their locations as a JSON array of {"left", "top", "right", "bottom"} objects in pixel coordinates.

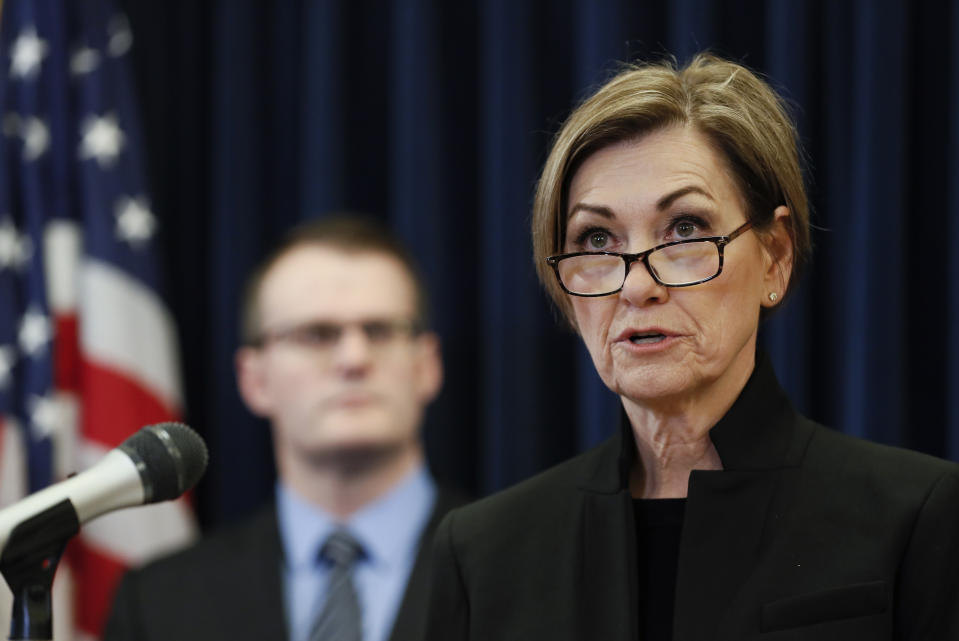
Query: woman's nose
[{"left": 619, "top": 258, "right": 669, "bottom": 307}]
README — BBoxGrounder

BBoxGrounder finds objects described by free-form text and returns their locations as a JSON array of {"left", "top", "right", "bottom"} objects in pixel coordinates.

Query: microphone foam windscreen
[{"left": 119, "top": 422, "right": 210, "bottom": 503}]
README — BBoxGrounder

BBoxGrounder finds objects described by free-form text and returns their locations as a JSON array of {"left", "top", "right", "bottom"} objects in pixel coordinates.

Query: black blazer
[
  {"left": 425, "top": 355, "right": 959, "bottom": 640},
  {"left": 105, "top": 487, "right": 464, "bottom": 641}
]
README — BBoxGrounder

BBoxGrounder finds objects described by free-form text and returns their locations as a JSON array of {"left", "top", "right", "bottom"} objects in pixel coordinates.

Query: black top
[
  {"left": 634, "top": 498, "right": 686, "bottom": 641},
  {"left": 424, "top": 351, "right": 959, "bottom": 640}
]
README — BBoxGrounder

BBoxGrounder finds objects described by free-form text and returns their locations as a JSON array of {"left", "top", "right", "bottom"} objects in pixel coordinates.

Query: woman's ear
[{"left": 761, "top": 206, "right": 794, "bottom": 307}]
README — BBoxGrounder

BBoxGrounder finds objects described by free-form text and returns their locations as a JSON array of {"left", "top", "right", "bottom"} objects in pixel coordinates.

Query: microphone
[{"left": 0, "top": 422, "right": 208, "bottom": 557}]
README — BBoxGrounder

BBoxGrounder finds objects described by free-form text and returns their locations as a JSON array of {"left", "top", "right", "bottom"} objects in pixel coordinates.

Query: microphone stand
[{"left": 0, "top": 500, "right": 79, "bottom": 641}]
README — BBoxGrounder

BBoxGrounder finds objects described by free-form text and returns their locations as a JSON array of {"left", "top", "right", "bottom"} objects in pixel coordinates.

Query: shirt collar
[
  {"left": 276, "top": 463, "right": 436, "bottom": 571},
  {"left": 706, "top": 349, "right": 800, "bottom": 471}
]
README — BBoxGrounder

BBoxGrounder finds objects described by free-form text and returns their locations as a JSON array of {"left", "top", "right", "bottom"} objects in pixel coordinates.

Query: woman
[{"left": 425, "top": 54, "right": 959, "bottom": 640}]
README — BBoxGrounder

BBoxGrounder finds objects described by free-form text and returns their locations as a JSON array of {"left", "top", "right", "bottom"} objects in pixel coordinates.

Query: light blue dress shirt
[{"left": 276, "top": 465, "right": 437, "bottom": 641}]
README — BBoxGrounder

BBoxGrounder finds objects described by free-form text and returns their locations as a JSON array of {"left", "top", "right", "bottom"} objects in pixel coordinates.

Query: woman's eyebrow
[
  {"left": 569, "top": 187, "right": 714, "bottom": 220},
  {"left": 567, "top": 203, "right": 614, "bottom": 220},
  {"left": 656, "top": 185, "right": 714, "bottom": 210}
]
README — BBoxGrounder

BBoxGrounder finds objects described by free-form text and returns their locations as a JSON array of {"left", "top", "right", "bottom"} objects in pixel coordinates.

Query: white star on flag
[
  {"left": 9, "top": 26, "right": 48, "bottom": 79},
  {"left": 0, "top": 345, "right": 15, "bottom": 390},
  {"left": 22, "top": 116, "right": 50, "bottom": 161},
  {"left": 0, "top": 216, "right": 33, "bottom": 271},
  {"left": 115, "top": 196, "right": 157, "bottom": 247},
  {"left": 28, "top": 394, "right": 67, "bottom": 439},
  {"left": 70, "top": 46, "right": 101, "bottom": 76},
  {"left": 79, "top": 113, "right": 126, "bottom": 167},
  {"left": 107, "top": 15, "right": 133, "bottom": 57},
  {"left": 18, "top": 307, "right": 52, "bottom": 357}
]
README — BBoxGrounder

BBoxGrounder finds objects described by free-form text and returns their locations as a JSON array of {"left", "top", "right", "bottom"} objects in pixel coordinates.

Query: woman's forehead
[{"left": 566, "top": 129, "right": 742, "bottom": 221}]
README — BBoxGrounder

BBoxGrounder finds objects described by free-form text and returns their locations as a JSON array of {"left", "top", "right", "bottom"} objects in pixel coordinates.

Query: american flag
[{"left": 0, "top": 1, "right": 197, "bottom": 638}]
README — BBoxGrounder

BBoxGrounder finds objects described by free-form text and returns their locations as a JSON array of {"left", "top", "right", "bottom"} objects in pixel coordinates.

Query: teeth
[{"left": 630, "top": 334, "right": 665, "bottom": 344}]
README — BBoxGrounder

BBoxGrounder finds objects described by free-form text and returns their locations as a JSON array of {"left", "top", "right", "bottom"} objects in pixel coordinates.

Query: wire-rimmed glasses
[
  {"left": 253, "top": 318, "right": 422, "bottom": 356},
  {"left": 545, "top": 220, "right": 753, "bottom": 297}
]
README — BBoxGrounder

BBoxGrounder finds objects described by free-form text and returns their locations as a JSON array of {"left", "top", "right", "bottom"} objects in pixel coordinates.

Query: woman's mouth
[
  {"left": 629, "top": 333, "right": 667, "bottom": 345},
  {"left": 615, "top": 327, "right": 679, "bottom": 351}
]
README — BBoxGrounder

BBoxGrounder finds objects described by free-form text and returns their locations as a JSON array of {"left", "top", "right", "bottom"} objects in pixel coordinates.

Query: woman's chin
[
  {"left": 620, "top": 385, "right": 692, "bottom": 408},
  {"left": 607, "top": 365, "right": 696, "bottom": 406}
]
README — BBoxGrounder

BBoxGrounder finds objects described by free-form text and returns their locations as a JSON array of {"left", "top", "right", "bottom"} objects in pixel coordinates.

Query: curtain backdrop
[{"left": 116, "top": 0, "right": 959, "bottom": 529}]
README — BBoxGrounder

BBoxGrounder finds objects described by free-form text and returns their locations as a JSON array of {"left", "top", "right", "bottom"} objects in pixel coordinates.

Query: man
[{"left": 105, "top": 216, "right": 463, "bottom": 641}]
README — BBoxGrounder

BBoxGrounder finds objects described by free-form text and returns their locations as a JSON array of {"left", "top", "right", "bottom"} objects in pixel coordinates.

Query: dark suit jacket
[
  {"left": 105, "top": 486, "right": 464, "bottom": 641},
  {"left": 425, "top": 355, "right": 959, "bottom": 640}
]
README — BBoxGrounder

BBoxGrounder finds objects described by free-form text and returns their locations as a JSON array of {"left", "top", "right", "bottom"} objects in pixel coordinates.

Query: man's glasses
[
  {"left": 545, "top": 220, "right": 753, "bottom": 297},
  {"left": 254, "top": 318, "right": 422, "bottom": 353}
]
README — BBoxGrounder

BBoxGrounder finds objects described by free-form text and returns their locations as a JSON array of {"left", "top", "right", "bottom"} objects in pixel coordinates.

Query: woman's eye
[
  {"left": 569, "top": 226, "right": 613, "bottom": 251},
  {"left": 675, "top": 221, "right": 698, "bottom": 238},
  {"left": 586, "top": 231, "right": 609, "bottom": 249}
]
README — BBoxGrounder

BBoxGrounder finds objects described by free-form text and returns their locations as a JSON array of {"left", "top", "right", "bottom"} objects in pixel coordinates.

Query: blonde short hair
[{"left": 532, "top": 53, "right": 810, "bottom": 324}]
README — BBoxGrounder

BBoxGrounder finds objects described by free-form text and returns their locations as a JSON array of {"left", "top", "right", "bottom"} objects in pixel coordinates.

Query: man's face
[{"left": 236, "top": 245, "right": 442, "bottom": 466}]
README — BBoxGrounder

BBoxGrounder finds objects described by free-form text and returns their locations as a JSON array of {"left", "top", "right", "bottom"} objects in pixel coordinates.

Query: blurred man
[{"left": 105, "top": 216, "right": 463, "bottom": 641}]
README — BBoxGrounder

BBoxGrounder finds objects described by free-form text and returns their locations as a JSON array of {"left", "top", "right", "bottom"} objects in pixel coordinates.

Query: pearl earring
[{"left": 768, "top": 292, "right": 778, "bottom": 302}]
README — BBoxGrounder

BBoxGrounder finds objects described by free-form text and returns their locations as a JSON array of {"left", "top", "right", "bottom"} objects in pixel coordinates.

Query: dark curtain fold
[
  {"left": 118, "top": 0, "right": 959, "bottom": 529},
  {"left": 951, "top": 0, "right": 959, "bottom": 463}
]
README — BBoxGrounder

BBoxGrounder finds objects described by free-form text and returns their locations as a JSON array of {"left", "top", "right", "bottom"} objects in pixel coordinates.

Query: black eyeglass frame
[{"left": 545, "top": 220, "right": 754, "bottom": 297}]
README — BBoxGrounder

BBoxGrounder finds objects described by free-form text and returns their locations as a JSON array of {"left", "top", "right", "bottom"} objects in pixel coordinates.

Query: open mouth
[{"left": 629, "top": 333, "right": 667, "bottom": 345}]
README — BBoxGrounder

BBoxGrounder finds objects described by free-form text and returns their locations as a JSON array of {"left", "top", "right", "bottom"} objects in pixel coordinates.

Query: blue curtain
[{"left": 118, "top": 0, "right": 959, "bottom": 528}]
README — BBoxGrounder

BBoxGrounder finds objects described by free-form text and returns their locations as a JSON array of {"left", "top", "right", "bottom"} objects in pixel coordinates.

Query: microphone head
[{"left": 118, "top": 422, "right": 209, "bottom": 503}]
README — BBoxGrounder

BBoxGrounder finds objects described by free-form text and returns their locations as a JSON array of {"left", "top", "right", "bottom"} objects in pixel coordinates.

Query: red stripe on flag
[
  {"left": 64, "top": 538, "right": 129, "bottom": 636},
  {"left": 80, "top": 359, "right": 177, "bottom": 448},
  {"left": 54, "top": 313, "right": 81, "bottom": 393}
]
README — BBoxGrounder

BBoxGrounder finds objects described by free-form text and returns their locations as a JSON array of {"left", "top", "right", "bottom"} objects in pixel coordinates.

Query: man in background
[{"left": 105, "top": 215, "right": 463, "bottom": 641}]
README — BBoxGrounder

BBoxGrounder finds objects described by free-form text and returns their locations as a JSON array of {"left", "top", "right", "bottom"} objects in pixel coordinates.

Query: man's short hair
[{"left": 239, "top": 215, "right": 431, "bottom": 345}]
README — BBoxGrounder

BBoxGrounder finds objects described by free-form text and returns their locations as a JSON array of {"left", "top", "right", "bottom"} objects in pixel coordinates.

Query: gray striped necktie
[{"left": 309, "top": 528, "right": 364, "bottom": 641}]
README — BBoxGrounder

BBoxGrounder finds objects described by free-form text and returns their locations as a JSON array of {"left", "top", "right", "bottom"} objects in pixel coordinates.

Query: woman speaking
[{"left": 425, "top": 54, "right": 959, "bottom": 640}]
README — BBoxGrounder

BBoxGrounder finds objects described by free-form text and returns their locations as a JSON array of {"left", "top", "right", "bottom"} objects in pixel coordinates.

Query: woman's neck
[
  {"left": 622, "top": 353, "right": 755, "bottom": 499},
  {"left": 626, "top": 409, "right": 722, "bottom": 498}
]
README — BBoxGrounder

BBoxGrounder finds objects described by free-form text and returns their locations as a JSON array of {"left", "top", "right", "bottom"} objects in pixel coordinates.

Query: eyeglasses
[
  {"left": 254, "top": 318, "right": 422, "bottom": 353},
  {"left": 546, "top": 220, "right": 753, "bottom": 297}
]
